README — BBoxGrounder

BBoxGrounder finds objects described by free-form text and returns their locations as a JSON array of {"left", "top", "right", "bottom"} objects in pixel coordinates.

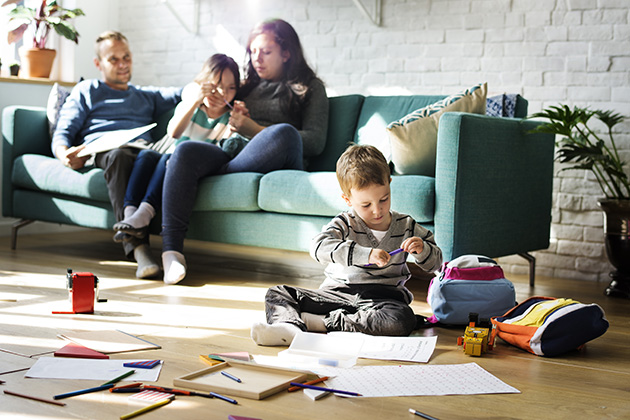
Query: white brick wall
[{"left": 112, "top": 0, "right": 629, "bottom": 282}]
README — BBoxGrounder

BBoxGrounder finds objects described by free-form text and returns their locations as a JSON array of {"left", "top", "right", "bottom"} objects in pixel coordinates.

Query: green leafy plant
[
  {"left": 530, "top": 104, "right": 629, "bottom": 200},
  {"left": 2, "top": 0, "right": 85, "bottom": 49}
]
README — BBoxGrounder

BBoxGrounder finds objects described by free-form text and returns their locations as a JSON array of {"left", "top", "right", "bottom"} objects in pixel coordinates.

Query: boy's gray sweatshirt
[{"left": 310, "top": 209, "right": 443, "bottom": 302}]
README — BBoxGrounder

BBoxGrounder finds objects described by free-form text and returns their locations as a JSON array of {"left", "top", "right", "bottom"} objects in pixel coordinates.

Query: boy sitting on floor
[{"left": 251, "top": 144, "right": 443, "bottom": 346}]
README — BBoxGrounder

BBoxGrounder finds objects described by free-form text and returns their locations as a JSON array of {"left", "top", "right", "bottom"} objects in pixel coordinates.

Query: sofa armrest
[
  {"left": 434, "top": 112, "right": 555, "bottom": 261},
  {"left": 2, "top": 105, "right": 50, "bottom": 217}
]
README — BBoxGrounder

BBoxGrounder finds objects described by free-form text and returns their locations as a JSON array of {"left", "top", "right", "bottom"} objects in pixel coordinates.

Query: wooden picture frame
[{"left": 173, "top": 359, "right": 310, "bottom": 400}]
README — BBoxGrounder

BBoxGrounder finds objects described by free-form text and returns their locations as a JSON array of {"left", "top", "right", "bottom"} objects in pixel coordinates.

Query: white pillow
[
  {"left": 387, "top": 82, "right": 487, "bottom": 176},
  {"left": 46, "top": 82, "right": 71, "bottom": 137}
]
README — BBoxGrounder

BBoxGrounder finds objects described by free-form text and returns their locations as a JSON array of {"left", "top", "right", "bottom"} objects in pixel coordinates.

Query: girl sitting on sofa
[
  {"left": 160, "top": 18, "right": 330, "bottom": 285},
  {"left": 112, "top": 54, "right": 240, "bottom": 244}
]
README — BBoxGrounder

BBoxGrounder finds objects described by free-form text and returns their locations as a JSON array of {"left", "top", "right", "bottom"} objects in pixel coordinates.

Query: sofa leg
[
  {"left": 11, "top": 219, "right": 34, "bottom": 250},
  {"left": 518, "top": 252, "right": 536, "bottom": 287}
]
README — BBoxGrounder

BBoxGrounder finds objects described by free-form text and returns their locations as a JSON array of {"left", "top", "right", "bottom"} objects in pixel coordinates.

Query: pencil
[
  {"left": 102, "top": 369, "right": 135, "bottom": 386},
  {"left": 120, "top": 396, "right": 173, "bottom": 420},
  {"left": 4, "top": 390, "right": 66, "bottom": 407},
  {"left": 409, "top": 408, "right": 440, "bottom": 420},
  {"left": 110, "top": 382, "right": 143, "bottom": 391},
  {"left": 288, "top": 376, "right": 330, "bottom": 392},
  {"left": 288, "top": 382, "right": 361, "bottom": 397},
  {"left": 53, "top": 383, "right": 114, "bottom": 400}
]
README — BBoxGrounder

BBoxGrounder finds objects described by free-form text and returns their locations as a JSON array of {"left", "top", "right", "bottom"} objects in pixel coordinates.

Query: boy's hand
[
  {"left": 368, "top": 249, "right": 391, "bottom": 267},
  {"left": 402, "top": 237, "right": 424, "bottom": 255}
]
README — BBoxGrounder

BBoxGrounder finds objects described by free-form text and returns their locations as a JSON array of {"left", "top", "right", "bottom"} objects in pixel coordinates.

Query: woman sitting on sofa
[{"left": 160, "top": 18, "right": 330, "bottom": 284}]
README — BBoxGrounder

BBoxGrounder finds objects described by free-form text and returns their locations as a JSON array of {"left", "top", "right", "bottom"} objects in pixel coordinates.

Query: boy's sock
[
  {"left": 251, "top": 322, "right": 301, "bottom": 346},
  {"left": 300, "top": 312, "right": 327, "bottom": 332},
  {"left": 162, "top": 250, "right": 186, "bottom": 285},
  {"left": 134, "top": 244, "right": 160, "bottom": 279},
  {"left": 123, "top": 205, "right": 137, "bottom": 220},
  {"left": 122, "top": 202, "right": 155, "bottom": 229}
]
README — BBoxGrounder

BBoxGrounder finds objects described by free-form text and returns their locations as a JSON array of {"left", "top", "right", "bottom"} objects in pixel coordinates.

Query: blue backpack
[{"left": 427, "top": 255, "right": 516, "bottom": 325}]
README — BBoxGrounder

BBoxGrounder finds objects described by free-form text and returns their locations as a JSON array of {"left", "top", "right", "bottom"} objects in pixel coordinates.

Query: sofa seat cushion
[
  {"left": 193, "top": 172, "right": 262, "bottom": 211},
  {"left": 12, "top": 154, "right": 110, "bottom": 202},
  {"left": 258, "top": 170, "right": 435, "bottom": 223}
]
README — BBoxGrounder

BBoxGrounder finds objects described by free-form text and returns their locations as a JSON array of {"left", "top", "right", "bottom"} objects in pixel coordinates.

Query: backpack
[
  {"left": 427, "top": 255, "right": 516, "bottom": 325},
  {"left": 491, "top": 296, "right": 609, "bottom": 357}
]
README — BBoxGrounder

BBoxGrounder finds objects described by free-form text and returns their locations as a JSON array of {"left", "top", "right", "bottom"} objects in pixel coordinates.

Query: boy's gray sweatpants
[{"left": 265, "top": 283, "right": 417, "bottom": 336}]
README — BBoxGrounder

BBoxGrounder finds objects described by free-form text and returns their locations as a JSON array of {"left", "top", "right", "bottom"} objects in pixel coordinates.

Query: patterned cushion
[
  {"left": 387, "top": 83, "right": 487, "bottom": 176},
  {"left": 46, "top": 82, "right": 71, "bottom": 137},
  {"left": 486, "top": 93, "right": 518, "bottom": 118}
]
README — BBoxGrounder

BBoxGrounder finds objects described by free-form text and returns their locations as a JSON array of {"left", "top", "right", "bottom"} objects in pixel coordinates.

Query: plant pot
[
  {"left": 10, "top": 65, "right": 19, "bottom": 76},
  {"left": 19, "top": 47, "right": 56, "bottom": 78},
  {"left": 597, "top": 198, "right": 630, "bottom": 298}
]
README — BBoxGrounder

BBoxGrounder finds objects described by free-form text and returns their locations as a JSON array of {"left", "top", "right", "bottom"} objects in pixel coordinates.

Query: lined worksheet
[{"left": 324, "top": 363, "right": 520, "bottom": 397}]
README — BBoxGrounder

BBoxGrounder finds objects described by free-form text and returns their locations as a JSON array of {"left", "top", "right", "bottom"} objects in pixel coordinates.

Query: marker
[
  {"left": 210, "top": 391, "right": 238, "bottom": 404},
  {"left": 221, "top": 371, "right": 242, "bottom": 383},
  {"left": 54, "top": 383, "right": 114, "bottom": 400},
  {"left": 409, "top": 408, "right": 440, "bottom": 420},
  {"left": 102, "top": 369, "right": 135, "bottom": 386},
  {"left": 288, "top": 382, "right": 361, "bottom": 397},
  {"left": 120, "top": 396, "right": 173, "bottom": 420},
  {"left": 4, "top": 390, "right": 67, "bottom": 406},
  {"left": 288, "top": 376, "right": 329, "bottom": 392}
]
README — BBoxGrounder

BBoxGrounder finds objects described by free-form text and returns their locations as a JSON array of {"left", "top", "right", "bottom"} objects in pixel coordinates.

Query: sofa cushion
[
  {"left": 46, "top": 82, "right": 71, "bottom": 137},
  {"left": 355, "top": 95, "right": 446, "bottom": 160},
  {"left": 307, "top": 94, "right": 364, "bottom": 172},
  {"left": 258, "top": 170, "right": 435, "bottom": 223},
  {"left": 387, "top": 83, "right": 487, "bottom": 177},
  {"left": 12, "top": 154, "right": 110, "bottom": 202},
  {"left": 193, "top": 172, "right": 262, "bottom": 212}
]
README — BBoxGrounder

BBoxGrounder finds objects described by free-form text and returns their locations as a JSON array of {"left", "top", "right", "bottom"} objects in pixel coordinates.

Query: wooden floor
[{"left": 0, "top": 230, "right": 628, "bottom": 420}]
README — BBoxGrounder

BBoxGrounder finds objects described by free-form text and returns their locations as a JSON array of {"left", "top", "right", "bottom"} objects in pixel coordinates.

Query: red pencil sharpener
[{"left": 52, "top": 269, "right": 100, "bottom": 314}]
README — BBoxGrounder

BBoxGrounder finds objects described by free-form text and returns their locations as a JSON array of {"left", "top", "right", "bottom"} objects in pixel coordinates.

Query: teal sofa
[{"left": 2, "top": 95, "right": 554, "bottom": 283}]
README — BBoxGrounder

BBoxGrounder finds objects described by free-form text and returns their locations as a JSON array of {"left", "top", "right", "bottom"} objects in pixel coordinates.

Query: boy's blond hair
[{"left": 336, "top": 144, "right": 391, "bottom": 197}]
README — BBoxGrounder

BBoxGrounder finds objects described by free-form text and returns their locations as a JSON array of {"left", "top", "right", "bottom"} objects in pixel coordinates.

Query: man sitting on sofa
[{"left": 51, "top": 30, "right": 181, "bottom": 278}]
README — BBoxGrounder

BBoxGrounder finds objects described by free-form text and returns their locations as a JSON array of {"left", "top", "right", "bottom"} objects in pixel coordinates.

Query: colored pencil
[
  {"left": 409, "top": 408, "right": 440, "bottom": 420},
  {"left": 142, "top": 385, "right": 214, "bottom": 399},
  {"left": 288, "top": 376, "right": 329, "bottom": 392},
  {"left": 288, "top": 382, "right": 361, "bottom": 396},
  {"left": 110, "top": 382, "right": 143, "bottom": 391},
  {"left": 102, "top": 369, "right": 135, "bottom": 386},
  {"left": 363, "top": 248, "right": 404, "bottom": 266},
  {"left": 120, "top": 396, "right": 173, "bottom": 420},
  {"left": 221, "top": 371, "right": 242, "bottom": 383},
  {"left": 4, "top": 390, "right": 66, "bottom": 406},
  {"left": 53, "top": 383, "right": 114, "bottom": 400},
  {"left": 210, "top": 391, "right": 238, "bottom": 404}
]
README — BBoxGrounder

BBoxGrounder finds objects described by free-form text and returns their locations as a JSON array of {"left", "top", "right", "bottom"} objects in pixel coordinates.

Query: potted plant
[
  {"left": 2, "top": 0, "right": 84, "bottom": 78},
  {"left": 9, "top": 60, "right": 19, "bottom": 76},
  {"left": 531, "top": 105, "right": 629, "bottom": 298}
]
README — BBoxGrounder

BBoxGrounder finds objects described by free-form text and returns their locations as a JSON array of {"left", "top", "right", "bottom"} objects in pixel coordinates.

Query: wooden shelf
[{"left": 0, "top": 76, "right": 75, "bottom": 88}]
